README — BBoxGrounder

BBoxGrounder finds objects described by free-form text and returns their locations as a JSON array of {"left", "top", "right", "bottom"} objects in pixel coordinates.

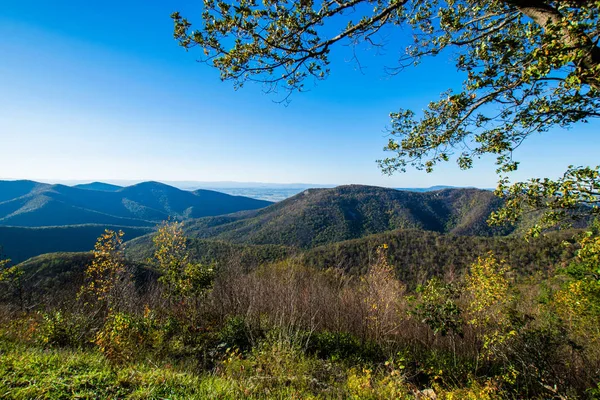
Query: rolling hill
[
  {"left": 0, "top": 180, "right": 51, "bottom": 203},
  {"left": 300, "top": 228, "right": 579, "bottom": 284},
  {"left": 10, "top": 252, "right": 157, "bottom": 306},
  {"left": 125, "top": 234, "right": 294, "bottom": 272},
  {"left": 7, "top": 184, "right": 580, "bottom": 295},
  {"left": 183, "top": 185, "right": 513, "bottom": 248},
  {"left": 20, "top": 227, "right": 575, "bottom": 303},
  {"left": 0, "top": 180, "right": 273, "bottom": 228}
]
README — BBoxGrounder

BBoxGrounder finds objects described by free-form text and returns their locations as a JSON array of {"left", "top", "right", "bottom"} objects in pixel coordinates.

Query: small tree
[
  {"left": 553, "top": 228, "right": 600, "bottom": 355},
  {"left": 152, "top": 221, "right": 214, "bottom": 304},
  {"left": 0, "top": 255, "right": 25, "bottom": 311},
  {"left": 464, "top": 253, "right": 516, "bottom": 365},
  {"left": 413, "top": 276, "right": 464, "bottom": 369},
  {"left": 79, "top": 230, "right": 132, "bottom": 313},
  {"left": 415, "top": 278, "right": 463, "bottom": 338},
  {"left": 361, "top": 244, "right": 405, "bottom": 343}
]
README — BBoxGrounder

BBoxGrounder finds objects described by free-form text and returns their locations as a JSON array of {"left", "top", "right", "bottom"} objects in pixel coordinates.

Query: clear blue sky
[{"left": 1, "top": 1, "right": 598, "bottom": 187}]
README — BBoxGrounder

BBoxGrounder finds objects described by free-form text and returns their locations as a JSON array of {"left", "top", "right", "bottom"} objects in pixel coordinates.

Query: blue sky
[{"left": 0, "top": 1, "right": 598, "bottom": 188}]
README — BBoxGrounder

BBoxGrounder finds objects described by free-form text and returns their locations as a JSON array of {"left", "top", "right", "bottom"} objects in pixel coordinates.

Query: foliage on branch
[
  {"left": 79, "top": 230, "right": 131, "bottom": 311},
  {"left": 152, "top": 221, "right": 214, "bottom": 301},
  {"left": 414, "top": 278, "right": 463, "bottom": 337},
  {"left": 553, "top": 224, "right": 600, "bottom": 351},
  {"left": 489, "top": 165, "right": 600, "bottom": 236},
  {"left": 465, "top": 253, "right": 516, "bottom": 360},
  {"left": 0, "top": 256, "right": 25, "bottom": 309},
  {"left": 173, "top": 0, "right": 600, "bottom": 229}
]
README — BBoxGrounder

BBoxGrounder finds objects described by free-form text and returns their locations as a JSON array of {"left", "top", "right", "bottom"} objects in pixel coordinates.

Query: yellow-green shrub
[{"left": 94, "top": 312, "right": 154, "bottom": 364}]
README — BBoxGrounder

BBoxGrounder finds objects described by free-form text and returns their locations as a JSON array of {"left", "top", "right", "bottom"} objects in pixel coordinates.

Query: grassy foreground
[
  {"left": 0, "top": 335, "right": 506, "bottom": 400},
  {"left": 0, "top": 339, "right": 241, "bottom": 400}
]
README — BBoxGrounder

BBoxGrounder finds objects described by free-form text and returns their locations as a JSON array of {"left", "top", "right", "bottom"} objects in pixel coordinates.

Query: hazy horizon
[{"left": 0, "top": 177, "right": 484, "bottom": 190}]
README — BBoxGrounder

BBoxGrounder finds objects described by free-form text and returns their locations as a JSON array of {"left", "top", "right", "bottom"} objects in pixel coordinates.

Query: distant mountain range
[
  {"left": 0, "top": 181, "right": 507, "bottom": 263},
  {"left": 191, "top": 185, "right": 477, "bottom": 202},
  {"left": 0, "top": 180, "right": 272, "bottom": 228},
  {"left": 5, "top": 179, "right": 486, "bottom": 196},
  {"left": 183, "top": 185, "right": 512, "bottom": 249},
  {"left": 6, "top": 182, "right": 581, "bottom": 297}
]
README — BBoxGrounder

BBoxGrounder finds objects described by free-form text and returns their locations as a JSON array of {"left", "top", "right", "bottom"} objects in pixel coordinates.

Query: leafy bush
[
  {"left": 38, "top": 310, "right": 90, "bottom": 347},
  {"left": 218, "top": 316, "right": 254, "bottom": 353},
  {"left": 346, "top": 365, "right": 411, "bottom": 400},
  {"left": 413, "top": 278, "right": 463, "bottom": 338},
  {"left": 94, "top": 312, "right": 153, "bottom": 364},
  {"left": 306, "top": 331, "right": 383, "bottom": 363},
  {"left": 220, "top": 338, "right": 333, "bottom": 397}
]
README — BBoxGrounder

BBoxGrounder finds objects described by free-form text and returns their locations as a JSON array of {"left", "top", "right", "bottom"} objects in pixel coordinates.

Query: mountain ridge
[
  {"left": 183, "top": 185, "right": 512, "bottom": 249},
  {"left": 0, "top": 180, "right": 273, "bottom": 228}
]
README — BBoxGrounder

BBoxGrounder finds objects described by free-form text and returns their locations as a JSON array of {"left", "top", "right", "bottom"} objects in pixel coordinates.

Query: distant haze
[{"left": 7, "top": 179, "right": 487, "bottom": 202}]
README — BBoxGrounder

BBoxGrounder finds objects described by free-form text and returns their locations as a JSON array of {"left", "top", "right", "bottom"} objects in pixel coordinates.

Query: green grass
[
  {"left": 0, "top": 337, "right": 363, "bottom": 399},
  {"left": 0, "top": 339, "right": 245, "bottom": 399},
  {"left": 0, "top": 336, "right": 416, "bottom": 399}
]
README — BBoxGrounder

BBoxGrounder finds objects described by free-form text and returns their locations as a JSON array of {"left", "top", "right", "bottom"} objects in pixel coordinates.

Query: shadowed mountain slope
[
  {"left": 0, "top": 225, "right": 152, "bottom": 264},
  {"left": 0, "top": 180, "right": 51, "bottom": 203}
]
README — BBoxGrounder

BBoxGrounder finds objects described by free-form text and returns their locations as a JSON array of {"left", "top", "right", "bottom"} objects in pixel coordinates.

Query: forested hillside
[
  {"left": 123, "top": 227, "right": 579, "bottom": 286},
  {"left": 0, "top": 225, "right": 151, "bottom": 264},
  {"left": 184, "top": 185, "right": 514, "bottom": 248}
]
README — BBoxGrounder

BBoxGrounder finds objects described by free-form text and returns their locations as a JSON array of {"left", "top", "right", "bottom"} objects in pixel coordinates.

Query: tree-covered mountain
[
  {"left": 8, "top": 183, "right": 581, "bottom": 300},
  {"left": 300, "top": 228, "right": 579, "bottom": 284},
  {"left": 0, "top": 180, "right": 51, "bottom": 203},
  {"left": 184, "top": 185, "right": 513, "bottom": 248},
  {"left": 125, "top": 234, "right": 294, "bottom": 272},
  {"left": 10, "top": 252, "right": 155, "bottom": 306},
  {"left": 126, "top": 226, "right": 579, "bottom": 286},
  {"left": 0, "top": 180, "right": 272, "bottom": 228},
  {"left": 0, "top": 225, "right": 152, "bottom": 264},
  {"left": 11, "top": 252, "right": 93, "bottom": 304},
  {"left": 24, "top": 227, "right": 575, "bottom": 305}
]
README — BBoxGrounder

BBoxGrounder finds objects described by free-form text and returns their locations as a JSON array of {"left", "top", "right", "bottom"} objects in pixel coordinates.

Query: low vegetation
[{"left": 2, "top": 220, "right": 600, "bottom": 398}]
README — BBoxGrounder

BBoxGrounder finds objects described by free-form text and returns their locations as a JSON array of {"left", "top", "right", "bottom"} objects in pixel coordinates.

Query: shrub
[
  {"left": 78, "top": 230, "right": 135, "bottom": 314},
  {"left": 38, "top": 310, "right": 89, "bottom": 347},
  {"left": 346, "top": 363, "right": 411, "bottom": 400},
  {"left": 94, "top": 312, "right": 153, "bottom": 364},
  {"left": 219, "top": 337, "right": 329, "bottom": 397},
  {"left": 464, "top": 253, "right": 516, "bottom": 362},
  {"left": 218, "top": 316, "right": 254, "bottom": 353},
  {"left": 413, "top": 278, "right": 463, "bottom": 338},
  {"left": 152, "top": 221, "right": 215, "bottom": 302},
  {"left": 359, "top": 244, "right": 406, "bottom": 344},
  {"left": 306, "top": 330, "right": 383, "bottom": 363}
]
